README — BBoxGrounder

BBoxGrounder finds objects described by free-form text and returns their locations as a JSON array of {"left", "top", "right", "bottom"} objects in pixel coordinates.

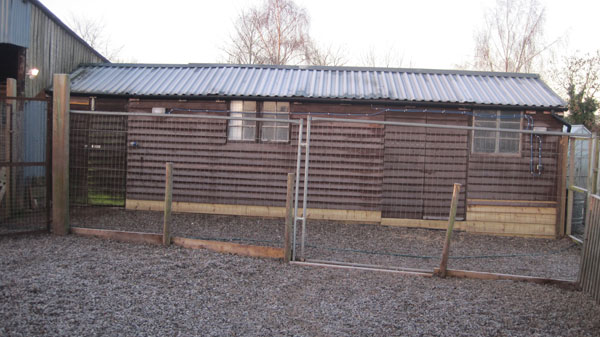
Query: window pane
[
  {"left": 243, "top": 101, "right": 256, "bottom": 112},
  {"left": 277, "top": 102, "right": 289, "bottom": 112},
  {"left": 261, "top": 127, "right": 274, "bottom": 141},
  {"left": 474, "top": 130, "right": 496, "bottom": 138},
  {"left": 242, "top": 125, "right": 255, "bottom": 140},
  {"left": 231, "top": 101, "right": 243, "bottom": 112},
  {"left": 276, "top": 127, "right": 289, "bottom": 141},
  {"left": 263, "top": 101, "right": 277, "bottom": 112},
  {"left": 474, "top": 138, "right": 496, "bottom": 153},
  {"left": 499, "top": 139, "right": 519, "bottom": 153}
]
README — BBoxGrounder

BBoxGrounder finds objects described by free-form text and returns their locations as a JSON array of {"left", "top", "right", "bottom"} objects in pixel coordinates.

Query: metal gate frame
[
  {"left": 0, "top": 96, "right": 52, "bottom": 234},
  {"left": 293, "top": 115, "right": 590, "bottom": 268}
]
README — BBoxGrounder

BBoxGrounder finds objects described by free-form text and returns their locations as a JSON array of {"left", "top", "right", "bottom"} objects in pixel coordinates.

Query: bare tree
[
  {"left": 303, "top": 41, "right": 347, "bottom": 66},
  {"left": 223, "top": 0, "right": 311, "bottom": 65},
  {"left": 359, "top": 47, "right": 405, "bottom": 68},
  {"left": 69, "top": 14, "right": 124, "bottom": 62},
  {"left": 473, "top": 0, "right": 556, "bottom": 73}
]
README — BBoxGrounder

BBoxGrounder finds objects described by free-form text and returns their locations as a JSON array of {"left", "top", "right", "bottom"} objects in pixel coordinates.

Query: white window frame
[
  {"left": 472, "top": 110, "right": 522, "bottom": 154},
  {"left": 261, "top": 101, "right": 290, "bottom": 142},
  {"left": 227, "top": 100, "right": 256, "bottom": 141},
  {"left": 227, "top": 100, "right": 290, "bottom": 143}
]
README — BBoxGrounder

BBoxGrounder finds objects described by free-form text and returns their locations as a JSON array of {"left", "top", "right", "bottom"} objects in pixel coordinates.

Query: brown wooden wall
[
  {"left": 72, "top": 96, "right": 566, "bottom": 221},
  {"left": 466, "top": 113, "right": 562, "bottom": 204}
]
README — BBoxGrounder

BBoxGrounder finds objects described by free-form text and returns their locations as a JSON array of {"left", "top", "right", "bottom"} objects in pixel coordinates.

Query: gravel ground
[
  {"left": 72, "top": 207, "right": 581, "bottom": 280},
  {"left": 1, "top": 234, "right": 599, "bottom": 336}
]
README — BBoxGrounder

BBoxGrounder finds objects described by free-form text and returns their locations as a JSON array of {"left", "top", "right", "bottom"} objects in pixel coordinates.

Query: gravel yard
[
  {"left": 1, "top": 233, "right": 599, "bottom": 336},
  {"left": 72, "top": 207, "right": 581, "bottom": 280}
]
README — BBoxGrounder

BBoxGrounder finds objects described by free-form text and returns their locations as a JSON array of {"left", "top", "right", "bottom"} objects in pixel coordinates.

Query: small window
[
  {"left": 473, "top": 110, "right": 521, "bottom": 154},
  {"left": 228, "top": 101, "right": 256, "bottom": 141},
  {"left": 261, "top": 102, "right": 290, "bottom": 142}
]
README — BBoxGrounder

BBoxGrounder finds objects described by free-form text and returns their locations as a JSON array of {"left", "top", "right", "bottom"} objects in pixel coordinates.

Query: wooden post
[
  {"left": 52, "top": 74, "right": 70, "bottom": 235},
  {"left": 4, "top": 78, "right": 16, "bottom": 216},
  {"left": 566, "top": 139, "right": 576, "bottom": 236},
  {"left": 284, "top": 172, "right": 295, "bottom": 262},
  {"left": 163, "top": 162, "right": 173, "bottom": 246},
  {"left": 438, "top": 183, "right": 461, "bottom": 278},
  {"left": 556, "top": 136, "right": 569, "bottom": 237}
]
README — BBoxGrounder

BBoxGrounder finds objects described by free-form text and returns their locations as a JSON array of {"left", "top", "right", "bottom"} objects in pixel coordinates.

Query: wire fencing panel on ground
[
  {"left": 296, "top": 117, "right": 578, "bottom": 278},
  {"left": 0, "top": 98, "right": 50, "bottom": 235},
  {"left": 69, "top": 111, "right": 301, "bottom": 249}
]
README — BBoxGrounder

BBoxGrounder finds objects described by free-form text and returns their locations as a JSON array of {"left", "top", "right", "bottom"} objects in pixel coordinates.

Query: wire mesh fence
[
  {"left": 0, "top": 98, "right": 50, "bottom": 235},
  {"left": 69, "top": 110, "right": 302, "bottom": 249},
  {"left": 295, "top": 116, "right": 579, "bottom": 278}
]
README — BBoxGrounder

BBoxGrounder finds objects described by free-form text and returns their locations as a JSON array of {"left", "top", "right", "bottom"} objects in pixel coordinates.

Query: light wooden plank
[
  {"left": 171, "top": 237, "right": 284, "bottom": 259},
  {"left": 466, "top": 212, "right": 557, "bottom": 225},
  {"left": 467, "top": 205, "right": 557, "bottom": 215},
  {"left": 433, "top": 268, "right": 577, "bottom": 288},
  {"left": 71, "top": 227, "right": 163, "bottom": 245}
]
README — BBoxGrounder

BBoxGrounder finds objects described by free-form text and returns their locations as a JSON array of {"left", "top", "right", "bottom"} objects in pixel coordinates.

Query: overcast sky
[{"left": 41, "top": 0, "right": 600, "bottom": 70}]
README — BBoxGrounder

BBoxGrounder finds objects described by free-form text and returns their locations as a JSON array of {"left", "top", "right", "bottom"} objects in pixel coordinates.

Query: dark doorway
[{"left": 0, "top": 43, "right": 26, "bottom": 95}]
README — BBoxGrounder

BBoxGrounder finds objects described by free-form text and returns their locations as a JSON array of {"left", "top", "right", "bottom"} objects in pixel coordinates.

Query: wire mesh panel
[
  {"left": 0, "top": 98, "right": 50, "bottom": 235},
  {"left": 297, "top": 116, "right": 579, "bottom": 278},
  {"left": 70, "top": 111, "right": 301, "bottom": 249}
]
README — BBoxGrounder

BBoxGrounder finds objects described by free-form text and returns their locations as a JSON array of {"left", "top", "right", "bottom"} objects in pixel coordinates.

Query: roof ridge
[{"left": 78, "top": 63, "right": 540, "bottom": 78}]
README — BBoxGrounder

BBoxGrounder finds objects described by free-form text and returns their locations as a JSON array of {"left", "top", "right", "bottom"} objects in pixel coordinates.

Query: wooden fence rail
[{"left": 579, "top": 194, "right": 600, "bottom": 303}]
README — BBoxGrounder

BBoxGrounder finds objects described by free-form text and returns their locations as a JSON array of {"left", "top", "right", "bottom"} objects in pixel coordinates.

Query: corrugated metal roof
[
  {"left": 0, "top": 0, "right": 30, "bottom": 47},
  {"left": 68, "top": 64, "right": 567, "bottom": 109}
]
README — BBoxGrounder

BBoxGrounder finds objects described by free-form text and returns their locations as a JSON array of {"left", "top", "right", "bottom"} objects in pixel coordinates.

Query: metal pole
[
  {"left": 163, "top": 162, "right": 173, "bottom": 246},
  {"left": 300, "top": 116, "right": 312, "bottom": 261},
  {"left": 566, "top": 139, "right": 576, "bottom": 236},
  {"left": 292, "top": 119, "right": 303, "bottom": 261},
  {"left": 284, "top": 173, "right": 295, "bottom": 262}
]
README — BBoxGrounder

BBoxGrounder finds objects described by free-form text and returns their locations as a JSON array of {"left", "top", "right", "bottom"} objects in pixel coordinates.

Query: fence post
[
  {"left": 52, "top": 74, "right": 70, "bottom": 235},
  {"left": 3, "top": 78, "right": 16, "bottom": 217},
  {"left": 557, "top": 136, "right": 569, "bottom": 237},
  {"left": 438, "top": 183, "right": 461, "bottom": 278},
  {"left": 163, "top": 162, "right": 173, "bottom": 246},
  {"left": 566, "top": 139, "right": 576, "bottom": 236},
  {"left": 284, "top": 172, "right": 295, "bottom": 262}
]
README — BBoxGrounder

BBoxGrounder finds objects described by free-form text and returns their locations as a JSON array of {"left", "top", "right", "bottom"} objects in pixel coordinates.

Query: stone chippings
[{"left": 1, "top": 233, "right": 599, "bottom": 336}]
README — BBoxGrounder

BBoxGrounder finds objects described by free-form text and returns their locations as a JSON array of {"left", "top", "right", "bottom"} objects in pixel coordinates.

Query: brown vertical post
[
  {"left": 438, "top": 183, "right": 461, "bottom": 278},
  {"left": 284, "top": 172, "right": 295, "bottom": 262},
  {"left": 52, "top": 74, "right": 70, "bottom": 235},
  {"left": 566, "top": 139, "right": 576, "bottom": 236},
  {"left": 163, "top": 162, "right": 173, "bottom": 246},
  {"left": 556, "top": 136, "right": 569, "bottom": 237},
  {"left": 4, "top": 78, "right": 17, "bottom": 217}
]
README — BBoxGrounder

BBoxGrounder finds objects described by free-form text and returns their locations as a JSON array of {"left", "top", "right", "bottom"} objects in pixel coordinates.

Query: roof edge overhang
[{"left": 65, "top": 91, "right": 568, "bottom": 112}]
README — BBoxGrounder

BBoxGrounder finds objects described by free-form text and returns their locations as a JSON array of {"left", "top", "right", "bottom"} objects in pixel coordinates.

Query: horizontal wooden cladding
[
  {"left": 465, "top": 203, "right": 556, "bottom": 237},
  {"left": 382, "top": 112, "right": 467, "bottom": 220}
]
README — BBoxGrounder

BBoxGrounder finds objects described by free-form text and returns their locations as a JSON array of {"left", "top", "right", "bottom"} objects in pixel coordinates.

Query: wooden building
[
  {"left": 0, "top": 0, "right": 108, "bottom": 97},
  {"left": 66, "top": 63, "right": 570, "bottom": 238}
]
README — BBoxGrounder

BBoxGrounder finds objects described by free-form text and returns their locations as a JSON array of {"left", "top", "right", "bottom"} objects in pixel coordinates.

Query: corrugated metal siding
[
  {"left": 69, "top": 64, "right": 567, "bottom": 108},
  {"left": 24, "top": 3, "right": 107, "bottom": 97},
  {"left": 0, "top": 0, "right": 30, "bottom": 47}
]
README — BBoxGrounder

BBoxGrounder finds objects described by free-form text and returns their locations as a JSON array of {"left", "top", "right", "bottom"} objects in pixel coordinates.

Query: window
[
  {"left": 228, "top": 101, "right": 256, "bottom": 141},
  {"left": 227, "top": 101, "right": 289, "bottom": 142},
  {"left": 473, "top": 110, "right": 521, "bottom": 154},
  {"left": 261, "top": 102, "right": 290, "bottom": 142}
]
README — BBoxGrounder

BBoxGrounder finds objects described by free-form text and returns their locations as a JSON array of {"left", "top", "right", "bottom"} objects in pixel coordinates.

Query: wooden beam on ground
[
  {"left": 433, "top": 268, "right": 578, "bottom": 289},
  {"left": 52, "top": 74, "right": 70, "bottom": 235},
  {"left": 71, "top": 227, "right": 163, "bottom": 245},
  {"left": 171, "top": 236, "right": 284, "bottom": 259},
  {"left": 291, "top": 261, "right": 433, "bottom": 277}
]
